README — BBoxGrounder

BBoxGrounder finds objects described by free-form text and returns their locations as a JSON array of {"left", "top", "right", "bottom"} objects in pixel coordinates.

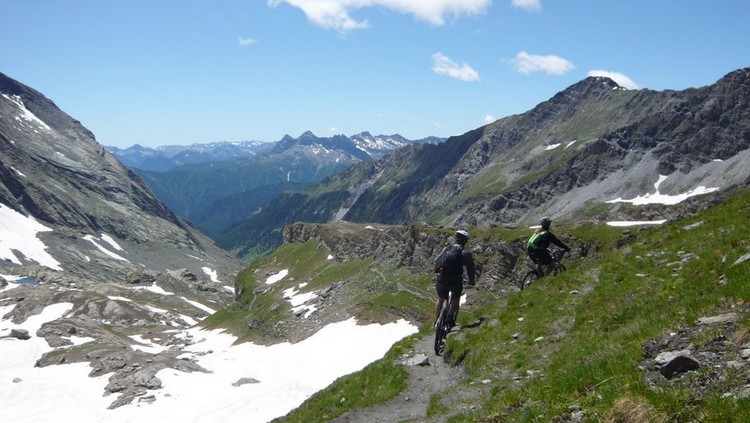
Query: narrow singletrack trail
[{"left": 331, "top": 329, "right": 467, "bottom": 422}]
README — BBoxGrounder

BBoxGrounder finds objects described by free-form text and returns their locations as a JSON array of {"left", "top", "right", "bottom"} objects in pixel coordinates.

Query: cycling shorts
[
  {"left": 435, "top": 277, "right": 463, "bottom": 301},
  {"left": 528, "top": 247, "right": 552, "bottom": 265}
]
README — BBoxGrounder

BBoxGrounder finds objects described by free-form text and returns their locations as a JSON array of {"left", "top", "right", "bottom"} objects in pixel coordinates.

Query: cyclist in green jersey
[{"left": 527, "top": 217, "right": 570, "bottom": 276}]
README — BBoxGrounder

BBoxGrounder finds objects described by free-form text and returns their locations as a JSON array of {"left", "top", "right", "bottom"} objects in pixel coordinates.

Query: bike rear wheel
[
  {"left": 519, "top": 270, "right": 539, "bottom": 290},
  {"left": 434, "top": 299, "right": 452, "bottom": 355},
  {"left": 434, "top": 312, "right": 446, "bottom": 355}
]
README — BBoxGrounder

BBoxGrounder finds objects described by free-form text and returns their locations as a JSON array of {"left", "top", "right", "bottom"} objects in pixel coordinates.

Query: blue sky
[{"left": 2, "top": 0, "right": 748, "bottom": 148}]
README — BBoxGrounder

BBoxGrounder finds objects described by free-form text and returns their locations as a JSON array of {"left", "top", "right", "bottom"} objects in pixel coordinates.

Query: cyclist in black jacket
[
  {"left": 527, "top": 217, "right": 570, "bottom": 276},
  {"left": 434, "top": 230, "right": 476, "bottom": 327}
]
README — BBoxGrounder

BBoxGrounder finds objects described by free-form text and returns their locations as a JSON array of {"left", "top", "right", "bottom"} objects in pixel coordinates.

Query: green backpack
[{"left": 527, "top": 231, "right": 546, "bottom": 249}]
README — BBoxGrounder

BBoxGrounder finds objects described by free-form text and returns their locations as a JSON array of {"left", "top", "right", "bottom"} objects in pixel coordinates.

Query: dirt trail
[{"left": 331, "top": 328, "right": 467, "bottom": 423}]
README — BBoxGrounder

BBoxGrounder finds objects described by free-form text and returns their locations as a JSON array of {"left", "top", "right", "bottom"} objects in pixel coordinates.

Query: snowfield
[{"left": 0, "top": 299, "right": 417, "bottom": 422}]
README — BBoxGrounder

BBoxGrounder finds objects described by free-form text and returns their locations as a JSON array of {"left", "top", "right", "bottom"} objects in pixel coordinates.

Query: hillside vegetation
[
  {"left": 202, "top": 238, "right": 437, "bottom": 345},
  {"left": 242, "top": 187, "right": 750, "bottom": 422}
]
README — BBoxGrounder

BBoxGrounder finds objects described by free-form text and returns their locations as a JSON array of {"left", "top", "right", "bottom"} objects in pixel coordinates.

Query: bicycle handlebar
[{"left": 551, "top": 248, "right": 567, "bottom": 262}]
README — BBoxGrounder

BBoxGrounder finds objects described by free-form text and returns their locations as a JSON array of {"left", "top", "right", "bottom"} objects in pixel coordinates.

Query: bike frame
[
  {"left": 434, "top": 291, "right": 454, "bottom": 355},
  {"left": 519, "top": 248, "right": 567, "bottom": 290}
]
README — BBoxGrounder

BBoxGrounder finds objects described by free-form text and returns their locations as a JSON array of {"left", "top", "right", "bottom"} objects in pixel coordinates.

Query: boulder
[
  {"left": 10, "top": 328, "right": 31, "bottom": 340},
  {"left": 655, "top": 350, "right": 701, "bottom": 379}
]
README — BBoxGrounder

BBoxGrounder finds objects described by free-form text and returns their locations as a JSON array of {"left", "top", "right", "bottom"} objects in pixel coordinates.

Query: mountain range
[
  {"left": 107, "top": 132, "right": 443, "bottom": 238},
  {"left": 108, "top": 131, "right": 442, "bottom": 172},
  {"left": 3, "top": 66, "right": 750, "bottom": 421},
  {"left": 222, "top": 68, "right": 750, "bottom": 259}
]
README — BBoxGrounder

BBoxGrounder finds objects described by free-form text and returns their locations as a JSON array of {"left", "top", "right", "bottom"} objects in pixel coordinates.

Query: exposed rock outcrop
[
  {"left": 226, "top": 68, "right": 750, "bottom": 258},
  {"left": 0, "top": 72, "right": 245, "bottom": 408}
]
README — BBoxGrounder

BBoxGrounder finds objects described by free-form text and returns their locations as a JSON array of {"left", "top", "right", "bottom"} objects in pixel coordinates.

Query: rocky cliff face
[
  {"left": 0, "top": 72, "right": 245, "bottom": 408},
  {"left": 438, "top": 69, "right": 750, "bottom": 227},
  {"left": 224, "top": 67, "right": 750, "bottom": 258},
  {"left": 282, "top": 221, "right": 522, "bottom": 289},
  {"left": 0, "top": 72, "right": 244, "bottom": 279}
]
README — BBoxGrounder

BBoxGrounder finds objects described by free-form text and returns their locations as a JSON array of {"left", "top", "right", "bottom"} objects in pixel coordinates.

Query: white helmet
[{"left": 455, "top": 229, "right": 470, "bottom": 240}]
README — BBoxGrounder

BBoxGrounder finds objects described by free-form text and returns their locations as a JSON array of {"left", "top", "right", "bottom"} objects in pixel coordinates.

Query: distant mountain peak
[
  {"left": 560, "top": 75, "right": 626, "bottom": 97},
  {"left": 352, "top": 131, "right": 373, "bottom": 139}
]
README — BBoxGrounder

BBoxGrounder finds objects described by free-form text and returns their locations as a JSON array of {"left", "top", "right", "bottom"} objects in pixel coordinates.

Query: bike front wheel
[
  {"left": 553, "top": 264, "right": 566, "bottom": 275},
  {"left": 519, "top": 270, "right": 539, "bottom": 290},
  {"left": 434, "top": 320, "right": 448, "bottom": 355}
]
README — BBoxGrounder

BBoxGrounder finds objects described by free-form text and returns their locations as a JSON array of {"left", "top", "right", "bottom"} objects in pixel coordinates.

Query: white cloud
[
  {"left": 587, "top": 70, "right": 640, "bottom": 89},
  {"left": 268, "top": 0, "right": 491, "bottom": 32},
  {"left": 511, "top": 0, "right": 542, "bottom": 12},
  {"left": 432, "top": 52, "right": 480, "bottom": 82},
  {"left": 484, "top": 114, "right": 496, "bottom": 124},
  {"left": 512, "top": 51, "right": 574, "bottom": 75},
  {"left": 238, "top": 36, "right": 258, "bottom": 46}
]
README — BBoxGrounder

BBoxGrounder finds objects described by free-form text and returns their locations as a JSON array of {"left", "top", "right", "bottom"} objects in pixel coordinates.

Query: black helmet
[{"left": 540, "top": 216, "right": 551, "bottom": 228}]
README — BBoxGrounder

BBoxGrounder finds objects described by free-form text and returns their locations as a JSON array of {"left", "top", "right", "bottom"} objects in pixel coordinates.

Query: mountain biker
[
  {"left": 527, "top": 216, "right": 570, "bottom": 276},
  {"left": 434, "top": 229, "right": 476, "bottom": 328}
]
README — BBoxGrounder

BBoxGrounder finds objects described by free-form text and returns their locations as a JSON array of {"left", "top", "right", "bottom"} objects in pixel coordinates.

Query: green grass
[
  {"left": 277, "top": 352, "right": 411, "bottom": 422},
  {"left": 438, "top": 188, "right": 750, "bottom": 421},
  {"left": 274, "top": 330, "right": 426, "bottom": 422},
  {"left": 204, "top": 239, "right": 436, "bottom": 342},
  {"left": 215, "top": 188, "right": 750, "bottom": 421}
]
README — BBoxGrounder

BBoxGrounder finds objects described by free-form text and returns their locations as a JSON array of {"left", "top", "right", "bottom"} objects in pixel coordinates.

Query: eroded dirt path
[{"left": 331, "top": 328, "right": 467, "bottom": 423}]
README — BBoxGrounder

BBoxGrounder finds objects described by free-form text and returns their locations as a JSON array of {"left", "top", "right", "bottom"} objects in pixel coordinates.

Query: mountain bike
[
  {"left": 434, "top": 291, "right": 456, "bottom": 356},
  {"left": 518, "top": 248, "right": 567, "bottom": 290}
]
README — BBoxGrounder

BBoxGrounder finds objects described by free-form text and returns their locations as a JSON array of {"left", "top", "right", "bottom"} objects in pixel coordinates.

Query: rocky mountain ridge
[
  {"left": 223, "top": 68, "right": 750, "bottom": 259},
  {"left": 109, "top": 131, "right": 444, "bottom": 239},
  {"left": 108, "top": 131, "right": 443, "bottom": 172},
  {"left": 0, "top": 71, "right": 245, "bottom": 408},
  {"left": 106, "top": 140, "right": 273, "bottom": 172}
]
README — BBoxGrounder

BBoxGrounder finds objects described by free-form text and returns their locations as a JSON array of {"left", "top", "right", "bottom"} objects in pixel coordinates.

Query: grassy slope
[
  {"left": 273, "top": 187, "right": 750, "bottom": 422},
  {"left": 202, "top": 239, "right": 436, "bottom": 344}
]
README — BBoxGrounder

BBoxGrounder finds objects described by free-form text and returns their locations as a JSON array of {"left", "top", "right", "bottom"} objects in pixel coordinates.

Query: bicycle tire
[
  {"left": 519, "top": 270, "right": 539, "bottom": 290},
  {"left": 554, "top": 264, "right": 566, "bottom": 275},
  {"left": 434, "top": 303, "right": 448, "bottom": 355},
  {"left": 433, "top": 320, "right": 444, "bottom": 355}
]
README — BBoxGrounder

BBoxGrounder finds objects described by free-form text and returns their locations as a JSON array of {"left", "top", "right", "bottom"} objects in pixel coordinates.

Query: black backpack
[{"left": 435, "top": 243, "right": 464, "bottom": 278}]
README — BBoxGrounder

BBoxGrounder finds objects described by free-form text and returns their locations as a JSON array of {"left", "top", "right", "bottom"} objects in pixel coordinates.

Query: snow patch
[
  {"left": 606, "top": 175, "right": 720, "bottom": 205},
  {"left": 202, "top": 267, "right": 219, "bottom": 283},
  {"left": 83, "top": 235, "right": 129, "bottom": 262},
  {"left": 265, "top": 269, "right": 289, "bottom": 285},
  {"left": 607, "top": 220, "right": 667, "bottom": 227},
  {"left": 100, "top": 233, "right": 124, "bottom": 251},
  {"left": 0, "top": 204, "right": 62, "bottom": 270},
  {"left": 2, "top": 93, "right": 52, "bottom": 131},
  {"left": 130, "top": 334, "right": 171, "bottom": 354},
  {"left": 181, "top": 297, "right": 216, "bottom": 315},
  {"left": 107, "top": 296, "right": 133, "bottom": 302},
  {"left": 283, "top": 284, "right": 318, "bottom": 318},
  {"left": 0, "top": 300, "right": 418, "bottom": 422}
]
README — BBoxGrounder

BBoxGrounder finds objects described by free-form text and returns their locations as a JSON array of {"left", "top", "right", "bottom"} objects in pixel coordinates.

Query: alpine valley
[
  {"left": 107, "top": 132, "right": 443, "bottom": 241},
  {"left": 2, "top": 66, "right": 750, "bottom": 422}
]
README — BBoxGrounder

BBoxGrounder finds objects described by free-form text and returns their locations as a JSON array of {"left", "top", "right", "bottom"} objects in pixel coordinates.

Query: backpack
[
  {"left": 435, "top": 243, "right": 464, "bottom": 278},
  {"left": 527, "top": 230, "right": 547, "bottom": 249}
]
